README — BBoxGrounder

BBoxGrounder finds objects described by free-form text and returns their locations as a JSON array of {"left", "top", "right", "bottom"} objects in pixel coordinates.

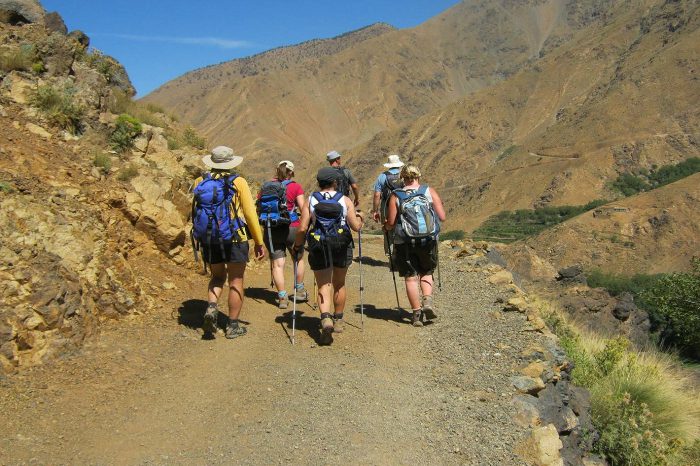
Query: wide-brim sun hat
[
  {"left": 383, "top": 154, "right": 404, "bottom": 168},
  {"left": 202, "top": 146, "right": 243, "bottom": 170},
  {"left": 326, "top": 150, "right": 341, "bottom": 161},
  {"left": 278, "top": 160, "right": 295, "bottom": 171}
]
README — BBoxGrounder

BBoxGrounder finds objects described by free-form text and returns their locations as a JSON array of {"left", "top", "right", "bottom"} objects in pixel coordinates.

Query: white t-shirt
[{"left": 309, "top": 190, "right": 348, "bottom": 226}]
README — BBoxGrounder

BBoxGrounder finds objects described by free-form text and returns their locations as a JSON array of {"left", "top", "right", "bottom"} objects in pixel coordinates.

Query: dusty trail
[{"left": 1, "top": 237, "right": 534, "bottom": 465}]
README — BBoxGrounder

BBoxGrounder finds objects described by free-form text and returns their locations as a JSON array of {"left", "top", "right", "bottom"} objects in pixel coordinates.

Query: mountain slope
[
  {"left": 145, "top": 0, "right": 593, "bottom": 175},
  {"left": 348, "top": 0, "right": 699, "bottom": 236}
]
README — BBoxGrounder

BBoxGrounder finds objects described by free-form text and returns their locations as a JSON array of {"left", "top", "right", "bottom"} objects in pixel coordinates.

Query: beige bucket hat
[
  {"left": 202, "top": 146, "right": 243, "bottom": 170},
  {"left": 383, "top": 154, "right": 404, "bottom": 168}
]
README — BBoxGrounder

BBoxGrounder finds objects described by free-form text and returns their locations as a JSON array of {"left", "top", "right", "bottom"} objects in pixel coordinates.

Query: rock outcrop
[{"left": 0, "top": 0, "right": 45, "bottom": 25}]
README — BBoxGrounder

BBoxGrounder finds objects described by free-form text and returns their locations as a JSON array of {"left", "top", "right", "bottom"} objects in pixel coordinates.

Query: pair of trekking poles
[{"left": 287, "top": 213, "right": 366, "bottom": 345}]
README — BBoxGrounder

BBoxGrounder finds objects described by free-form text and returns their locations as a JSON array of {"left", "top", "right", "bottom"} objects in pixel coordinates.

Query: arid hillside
[
  {"left": 348, "top": 0, "right": 699, "bottom": 236},
  {"left": 145, "top": 0, "right": 604, "bottom": 177}
]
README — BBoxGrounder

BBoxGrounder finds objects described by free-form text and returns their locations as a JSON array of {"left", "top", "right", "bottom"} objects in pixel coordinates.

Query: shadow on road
[
  {"left": 244, "top": 286, "right": 278, "bottom": 306},
  {"left": 177, "top": 299, "right": 251, "bottom": 340},
  {"left": 353, "top": 256, "right": 390, "bottom": 267},
  {"left": 275, "top": 310, "right": 324, "bottom": 344}
]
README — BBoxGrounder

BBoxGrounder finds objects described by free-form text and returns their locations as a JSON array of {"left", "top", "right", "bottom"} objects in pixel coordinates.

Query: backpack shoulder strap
[
  {"left": 394, "top": 189, "right": 409, "bottom": 202},
  {"left": 416, "top": 185, "right": 428, "bottom": 196},
  {"left": 330, "top": 192, "right": 344, "bottom": 202},
  {"left": 312, "top": 192, "right": 325, "bottom": 202},
  {"left": 281, "top": 179, "right": 293, "bottom": 187}
]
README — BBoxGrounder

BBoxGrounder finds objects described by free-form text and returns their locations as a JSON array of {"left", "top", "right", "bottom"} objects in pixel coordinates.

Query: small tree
[
  {"left": 643, "top": 258, "right": 700, "bottom": 359},
  {"left": 110, "top": 114, "right": 142, "bottom": 152}
]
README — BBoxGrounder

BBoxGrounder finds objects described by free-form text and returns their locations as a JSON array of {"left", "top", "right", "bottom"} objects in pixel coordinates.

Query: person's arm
[
  {"left": 351, "top": 183, "right": 360, "bottom": 207},
  {"left": 384, "top": 193, "right": 398, "bottom": 230},
  {"left": 372, "top": 191, "right": 381, "bottom": 222},
  {"left": 292, "top": 197, "right": 312, "bottom": 257},
  {"left": 345, "top": 197, "right": 364, "bottom": 232},
  {"left": 234, "top": 177, "right": 265, "bottom": 259},
  {"left": 429, "top": 187, "right": 446, "bottom": 222}
]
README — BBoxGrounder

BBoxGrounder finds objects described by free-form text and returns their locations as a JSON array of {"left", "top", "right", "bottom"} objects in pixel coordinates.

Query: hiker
[
  {"left": 191, "top": 146, "right": 266, "bottom": 339},
  {"left": 384, "top": 164, "right": 446, "bottom": 327},
  {"left": 257, "top": 160, "right": 309, "bottom": 309},
  {"left": 326, "top": 150, "right": 360, "bottom": 207},
  {"left": 371, "top": 154, "right": 405, "bottom": 254},
  {"left": 292, "top": 167, "right": 364, "bottom": 345}
]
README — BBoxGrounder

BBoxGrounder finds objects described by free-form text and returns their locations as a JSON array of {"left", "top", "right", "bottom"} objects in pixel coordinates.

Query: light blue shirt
[{"left": 373, "top": 168, "right": 401, "bottom": 192}]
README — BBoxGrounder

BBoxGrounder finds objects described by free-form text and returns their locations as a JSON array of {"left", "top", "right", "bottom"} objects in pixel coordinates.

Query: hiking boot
[
  {"left": 412, "top": 310, "right": 424, "bottom": 327},
  {"left": 333, "top": 314, "right": 344, "bottom": 333},
  {"left": 320, "top": 316, "right": 334, "bottom": 345},
  {"left": 422, "top": 295, "right": 437, "bottom": 320},
  {"left": 293, "top": 288, "right": 308, "bottom": 302},
  {"left": 277, "top": 293, "right": 289, "bottom": 309},
  {"left": 203, "top": 304, "right": 219, "bottom": 335},
  {"left": 225, "top": 321, "right": 247, "bottom": 339}
]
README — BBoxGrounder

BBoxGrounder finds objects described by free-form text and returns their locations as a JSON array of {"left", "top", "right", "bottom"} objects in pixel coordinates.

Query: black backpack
[
  {"left": 379, "top": 170, "right": 404, "bottom": 219},
  {"left": 308, "top": 192, "right": 352, "bottom": 254},
  {"left": 258, "top": 179, "right": 297, "bottom": 227},
  {"left": 333, "top": 167, "right": 351, "bottom": 197}
]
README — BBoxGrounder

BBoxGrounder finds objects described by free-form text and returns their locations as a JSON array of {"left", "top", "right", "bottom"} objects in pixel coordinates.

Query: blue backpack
[
  {"left": 308, "top": 191, "right": 351, "bottom": 250},
  {"left": 394, "top": 185, "right": 440, "bottom": 245},
  {"left": 190, "top": 173, "right": 244, "bottom": 265},
  {"left": 258, "top": 179, "right": 298, "bottom": 227}
]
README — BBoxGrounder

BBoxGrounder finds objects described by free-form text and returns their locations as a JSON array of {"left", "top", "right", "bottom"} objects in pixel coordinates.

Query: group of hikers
[{"left": 190, "top": 146, "right": 446, "bottom": 345}]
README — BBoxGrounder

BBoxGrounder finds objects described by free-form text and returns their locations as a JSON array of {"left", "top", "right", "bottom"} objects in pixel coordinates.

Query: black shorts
[
  {"left": 392, "top": 241, "right": 437, "bottom": 277},
  {"left": 308, "top": 245, "right": 353, "bottom": 270},
  {"left": 262, "top": 226, "right": 297, "bottom": 260},
  {"left": 201, "top": 241, "right": 250, "bottom": 265}
]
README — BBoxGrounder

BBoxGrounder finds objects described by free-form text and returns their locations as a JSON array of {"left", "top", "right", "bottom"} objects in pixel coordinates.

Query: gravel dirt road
[{"left": 0, "top": 236, "right": 538, "bottom": 465}]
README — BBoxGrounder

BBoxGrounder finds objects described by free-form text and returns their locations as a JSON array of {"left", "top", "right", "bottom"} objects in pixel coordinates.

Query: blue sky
[{"left": 42, "top": 1, "right": 460, "bottom": 97}]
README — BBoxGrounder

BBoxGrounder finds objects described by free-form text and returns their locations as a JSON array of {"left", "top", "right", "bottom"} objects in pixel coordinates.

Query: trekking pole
[
  {"left": 357, "top": 215, "right": 365, "bottom": 330},
  {"left": 435, "top": 239, "right": 442, "bottom": 291},
  {"left": 313, "top": 275, "right": 318, "bottom": 311},
  {"left": 291, "top": 257, "right": 298, "bottom": 345},
  {"left": 384, "top": 232, "right": 401, "bottom": 313}
]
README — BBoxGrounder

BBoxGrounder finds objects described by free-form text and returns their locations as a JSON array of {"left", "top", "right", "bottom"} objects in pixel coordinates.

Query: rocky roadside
[{"left": 423, "top": 240, "right": 605, "bottom": 465}]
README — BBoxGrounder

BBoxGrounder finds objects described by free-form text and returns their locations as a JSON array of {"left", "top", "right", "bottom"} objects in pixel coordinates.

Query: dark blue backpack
[
  {"left": 308, "top": 191, "right": 351, "bottom": 250},
  {"left": 258, "top": 179, "right": 298, "bottom": 227},
  {"left": 190, "top": 173, "right": 244, "bottom": 266}
]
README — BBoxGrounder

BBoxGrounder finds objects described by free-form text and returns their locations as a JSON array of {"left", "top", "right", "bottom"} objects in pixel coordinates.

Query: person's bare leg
[
  {"left": 331, "top": 266, "right": 348, "bottom": 333},
  {"left": 271, "top": 257, "right": 286, "bottom": 293},
  {"left": 208, "top": 263, "right": 227, "bottom": 304},
  {"left": 405, "top": 275, "right": 423, "bottom": 326},
  {"left": 419, "top": 274, "right": 436, "bottom": 319},
  {"left": 226, "top": 262, "right": 247, "bottom": 320},
  {"left": 314, "top": 267, "right": 334, "bottom": 343}
]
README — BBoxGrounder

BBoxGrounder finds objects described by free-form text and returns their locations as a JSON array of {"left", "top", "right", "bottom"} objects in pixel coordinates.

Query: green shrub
[
  {"left": 643, "top": 259, "right": 700, "bottom": 359},
  {"left": 0, "top": 44, "right": 36, "bottom": 72},
  {"left": 441, "top": 230, "right": 466, "bottom": 240},
  {"left": 543, "top": 310, "right": 699, "bottom": 465},
  {"left": 28, "top": 85, "right": 85, "bottom": 134},
  {"left": 93, "top": 153, "right": 112, "bottom": 173},
  {"left": 0, "top": 181, "right": 15, "bottom": 193},
  {"left": 166, "top": 135, "right": 182, "bottom": 150},
  {"left": 472, "top": 199, "right": 608, "bottom": 242},
  {"left": 183, "top": 127, "right": 206, "bottom": 149},
  {"left": 82, "top": 49, "right": 118, "bottom": 82},
  {"left": 611, "top": 158, "right": 700, "bottom": 197},
  {"left": 117, "top": 163, "right": 139, "bottom": 182},
  {"left": 109, "top": 114, "right": 142, "bottom": 152}
]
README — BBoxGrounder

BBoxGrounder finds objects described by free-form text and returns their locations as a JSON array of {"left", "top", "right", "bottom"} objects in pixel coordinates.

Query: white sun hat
[
  {"left": 383, "top": 154, "right": 404, "bottom": 168},
  {"left": 202, "top": 146, "right": 243, "bottom": 170}
]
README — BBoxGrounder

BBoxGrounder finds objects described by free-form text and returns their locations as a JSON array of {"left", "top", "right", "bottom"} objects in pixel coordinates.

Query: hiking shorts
[
  {"left": 392, "top": 241, "right": 437, "bottom": 277},
  {"left": 308, "top": 245, "right": 354, "bottom": 271},
  {"left": 263, "top": 226, "right": 297, "bottom": 260},
  {"left": 201, "top": 241, "right": 249, "bottom": 265}
]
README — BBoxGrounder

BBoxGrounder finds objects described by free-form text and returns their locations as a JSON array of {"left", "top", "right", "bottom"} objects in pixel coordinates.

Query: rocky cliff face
[{"left": 0, "top": 15, "right": 194, "bottom": 372}]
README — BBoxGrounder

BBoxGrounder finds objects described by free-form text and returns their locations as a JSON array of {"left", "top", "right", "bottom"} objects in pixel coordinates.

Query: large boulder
[
  {"left": 43, "top": 11, "right": 66, "bottom": 34},
  {"left": 0, "top": 0, "right": 45, "bottom": 25}
]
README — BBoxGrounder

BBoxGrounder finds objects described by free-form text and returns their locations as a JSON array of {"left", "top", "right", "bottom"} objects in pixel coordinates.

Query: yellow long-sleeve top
[{"left": 192, "top": 171, "right": 264, "bottom": 246}]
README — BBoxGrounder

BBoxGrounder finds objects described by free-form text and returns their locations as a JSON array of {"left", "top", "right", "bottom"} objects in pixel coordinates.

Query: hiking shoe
[
  {"left": 412, "top": 310, "right": 424, "bottom": 327},
  {"left": 293, "top": 288, "right": 308, "bottom": 302},
  {"left": 422, "top": 296, "right": 437, "bottom": 320},
  {"left": 225, "top": 322, "right": 247, "bottom": 339},
  {"left": 320, "top": 317, "right": 334, "bottom": 345},
  {"left": 203, "top": 304, "right": 219, "bottom": 335},
  {"left": 333, "top": 315, "right": 344, "bottom": 334},
  {"left": 278, "top": 294, "right": 289, "bottom": 310}
]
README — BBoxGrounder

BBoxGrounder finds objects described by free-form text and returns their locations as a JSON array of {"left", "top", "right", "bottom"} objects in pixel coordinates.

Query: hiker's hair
[
  {"left": 318, "top": 178, "right": 337, "bottom": 190},
  {"left": 400, "top": 164, "right": 421, "bottom": 183},
  {"left": 276, "top": 163, "right": 292, "bottom": 180}
]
